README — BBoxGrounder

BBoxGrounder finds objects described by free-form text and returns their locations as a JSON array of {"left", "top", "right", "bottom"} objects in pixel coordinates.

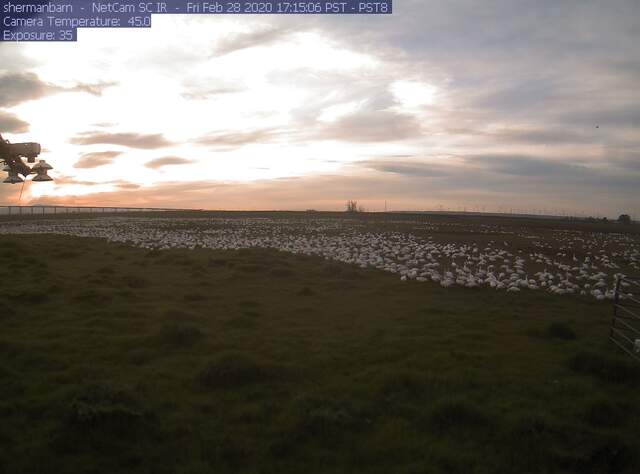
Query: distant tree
[
  {"left": 618, "top": 214, "right": 632, "bottom": 225},
  {"left": 346, "top": 200, "right": 358, "bottom": 213}
]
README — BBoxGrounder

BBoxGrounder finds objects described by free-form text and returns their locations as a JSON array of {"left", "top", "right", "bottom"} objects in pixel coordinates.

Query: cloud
[
  {"left": 490, "top": 128, "right": 595, "bottom": 145},
  {"left": 181, "top": 85, "right": 245, "bottom": 100},
  {"left": 316, "top": 110, "right": 423, "bottom": 143},
  {"left": 68, "top": 82, "right": 117, "bottom": 96},
  {"left": 0, "top": 111, "right": 29, "bottom": 133},
  {"left": 0, "top": 72, "right": 54, "bottom": 107},
  {"left": 270, "top": 71, "right": 400, "bottom": 128},
  {"left": 608, "top": 151, "right": 640, "bottom": 172},
  {"left": 74, "top": 151, "right": 122, "bottom": 169},
  {"left": 196, "top": 129, "right": 278, "bottom": 147},
  {"left": 559, "top": 105, "right": 640, "bottom": 129},
  {"left": 0, "top": 44, "right": 38, "bottom": 72},
  {"left": 50, "top": 175, "right": 105, "bottom": 186},
  {"left": 472, "top": 77, "right": 569, "bottom": 115},
  {"left": 70, "top": 132, "right": 173, "bottom": 149},
  {"left": 50, "top": 176, "right": 143, "bottom": 190},
  {"left": 358, "top": 159, "right": 449, "bottom": 177},
  {"left": 180, "top": 73, "right": 247, "bottom": 100},
  {"left": 145, "top": 156, "right": 194, "bottom": 169},
  {"left": 214, "top": 26, "right": 296, "bottom": 56},
  {"left": 466, "top": 154, "right": 590, "bottom": 177},
  {"left": 0, "top": 72, "right": 116, "bottom": 107},
  {"left": 91, "top": 122, "right": 117, "bottom": 128},
  {"left": 115, "top": 182, "right": 141, "bottom": 189}
]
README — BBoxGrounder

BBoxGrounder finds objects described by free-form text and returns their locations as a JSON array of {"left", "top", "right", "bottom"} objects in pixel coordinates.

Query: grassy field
[{"left": 1, "top": 220, "right": 639, "bottom": 473}]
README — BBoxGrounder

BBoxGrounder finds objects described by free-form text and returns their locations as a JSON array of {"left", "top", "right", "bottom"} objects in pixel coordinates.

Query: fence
[
  {"left": 0, "top": 205, "right": 199, "bottom": 216},
  {"left": 611, "top": 276, "right": 640, "bottom": 362}
]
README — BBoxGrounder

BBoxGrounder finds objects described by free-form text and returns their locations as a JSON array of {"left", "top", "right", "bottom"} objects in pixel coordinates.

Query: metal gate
[{"left": 611, "top": 276, "right": 640, "bottom": 362}]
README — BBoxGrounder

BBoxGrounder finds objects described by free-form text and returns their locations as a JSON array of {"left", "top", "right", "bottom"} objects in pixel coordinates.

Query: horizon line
[{"left": 0, "top": 204, "right": 635, "bottom": 222}]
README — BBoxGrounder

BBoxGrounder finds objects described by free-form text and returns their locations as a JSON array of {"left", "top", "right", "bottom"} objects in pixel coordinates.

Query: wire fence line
[
  {"left": 0, "top": 205, "right": 201, "bottom": 216},
  {"left": 611, "top": 276, "right": 640, "bottom": 363}
]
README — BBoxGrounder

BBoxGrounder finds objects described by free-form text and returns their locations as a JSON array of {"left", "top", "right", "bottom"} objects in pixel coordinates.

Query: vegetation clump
[
  {"left": 271, "top": 267, "right": 294, "bottom": 277},
  {"left": 51, "top": 384, "right": 154, "bottom": 454},
  {"left": 505, "top": 415, "right": 557, "bottom": 471},
  {"left": 429, "top": 398, "right": 492, "bottom": 433},
  {"left": 584, "top": 399, "right": 628, "bottom": 428},
  {"left": 155, "top": 324, "right": 203, "bottom": 348},
  {"left": 547, "top": 322, "right": 577, "bottom": 340},
  {"left": 67, "top": 384, "right": 144, "bottom": 431},
  {"left": 618, "top": 214, "right": 632, "bottom": 225},
  {"left": 297, "top": 286, "right": 315, "bottom": 296},
  {"left": 570, "top": 352, "right": 640, "bottom": 386},
  {"left": 197, "top": 352, "right": 271, "bottom": 388},
  {"left": 0, "top": 302, "right": 16, "bottom": 317}
]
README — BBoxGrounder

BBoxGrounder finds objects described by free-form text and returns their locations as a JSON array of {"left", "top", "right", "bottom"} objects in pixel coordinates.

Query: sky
[{"left": 1, "top": 0, "right": 639, "bottom": 217}]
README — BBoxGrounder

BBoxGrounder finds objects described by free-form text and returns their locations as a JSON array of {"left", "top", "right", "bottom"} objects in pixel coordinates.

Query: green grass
[{"left": 0, "top": 233, "right": 639, "bottom": 473}]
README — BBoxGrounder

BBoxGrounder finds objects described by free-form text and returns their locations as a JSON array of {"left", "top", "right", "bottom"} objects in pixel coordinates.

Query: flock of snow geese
[{"left": 1, "top": 216, "right": 638, "bottom": 301}]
